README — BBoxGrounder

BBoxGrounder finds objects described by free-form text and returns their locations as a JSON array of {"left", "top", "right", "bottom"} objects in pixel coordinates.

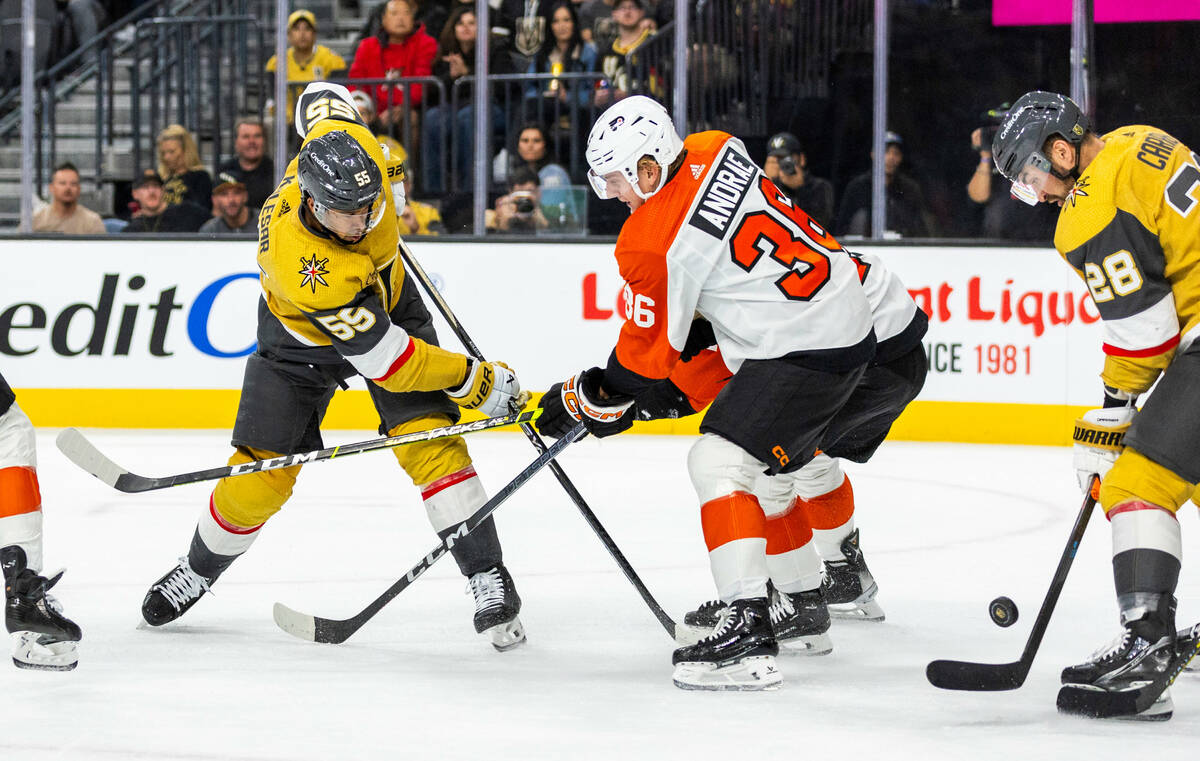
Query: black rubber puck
[{"left": 989, "top": 596, "right": 1019, "bottom": 627}]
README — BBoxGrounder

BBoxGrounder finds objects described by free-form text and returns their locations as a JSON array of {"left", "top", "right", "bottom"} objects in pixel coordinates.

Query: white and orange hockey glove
[{"left": 536, "top": 368, "right": 634, "bottom": 439}]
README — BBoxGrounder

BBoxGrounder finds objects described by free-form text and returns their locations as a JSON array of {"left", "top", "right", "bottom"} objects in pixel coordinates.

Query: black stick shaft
[
  {"left": 926, "top": 477, "right": 1098, "bottom": 691},
  {"left": 399, "top": 245, "right": 679, "bottom": 639}
]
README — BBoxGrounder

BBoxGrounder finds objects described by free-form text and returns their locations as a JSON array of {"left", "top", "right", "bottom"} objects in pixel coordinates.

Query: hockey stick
[
  {"left": 273, "top": 422, "right": 586, "bottom": 644},
  {"left": 926, "top": 477, "right": 1098, "bottom": 691},
  {"left": 399, "top": 246, "right": 684, "bottom": 642},
  {"left": 56, "top": 409, "right": 541, "bottom": 494},
  {"left": 1056, "top": 623, "right": 1200, "bottom": 718}
]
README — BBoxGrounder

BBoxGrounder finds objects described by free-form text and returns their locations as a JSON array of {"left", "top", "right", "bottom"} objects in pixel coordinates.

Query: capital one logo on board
[{"left": 0, "top": 271, "right": 259, "bottom": 359}]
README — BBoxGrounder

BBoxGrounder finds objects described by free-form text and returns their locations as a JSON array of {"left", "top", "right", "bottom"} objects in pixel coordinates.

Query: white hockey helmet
[{"left": 586, "top": 95, "right": 684, "bottom": 201}]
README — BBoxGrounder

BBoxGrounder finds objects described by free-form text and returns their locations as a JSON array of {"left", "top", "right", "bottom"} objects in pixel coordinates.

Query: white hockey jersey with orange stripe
[{"left": 603, "top": 131, "right": 875, "bottom": 396}]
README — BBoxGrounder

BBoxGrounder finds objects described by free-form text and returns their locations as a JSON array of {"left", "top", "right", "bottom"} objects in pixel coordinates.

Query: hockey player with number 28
[
  {"left": 140, "top": 82, "right": 528, "bottom": 651},
  {"left": 0, "top": 371, "right": 82, "bottom": 670},
  {"left": 534, "top": 96, "right": 925, "bottom": 690},
  {"left": 993, "top": 91, "right": 1200, "bottom": 718}
]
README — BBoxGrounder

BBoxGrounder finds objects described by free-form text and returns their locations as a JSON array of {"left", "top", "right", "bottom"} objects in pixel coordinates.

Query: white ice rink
[{"left": 3, "top": 429, "right": 1198, "bottom": 760}]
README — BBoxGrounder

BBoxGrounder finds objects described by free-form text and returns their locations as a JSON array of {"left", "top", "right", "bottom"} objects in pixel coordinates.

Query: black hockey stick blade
[
  {"left": 273, "top": 423, "right": 586, "bottom": 644},
  {"left": 926, "top": 481, "right": 1097, "bottom": 692},
  {"left": 56, "top": 409, "right": 540, "bottom": 494},
  {"left": 1056, "top": 624, "right": 1200, "bottom": 719},
  {"left": 926, "top": 659, "right": 1029, "bottom": 691}
]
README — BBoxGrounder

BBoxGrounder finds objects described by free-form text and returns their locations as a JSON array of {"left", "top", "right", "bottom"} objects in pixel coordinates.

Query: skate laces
[
  {"left": 702, "top": 605, "right": 739, "bottom": 643},
  {"left": 467, "top": 567, "right": 506, "bottom": 613},
  {"left": 768, "top": 590, "right": 795, "bottom": 626},
  {"left": 155, "top": 557, "right": 211, "bottom": 611}
]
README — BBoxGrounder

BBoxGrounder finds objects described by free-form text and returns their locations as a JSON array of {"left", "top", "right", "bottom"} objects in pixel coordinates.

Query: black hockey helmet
[
  {"left": 297, "top": 130, "right": 385, "bottom": 241},
  {"left": 991, "top": 91, "right": 1090, "bottom": 204}
]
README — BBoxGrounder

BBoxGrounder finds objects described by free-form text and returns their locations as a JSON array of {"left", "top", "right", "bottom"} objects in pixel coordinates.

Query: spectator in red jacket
[{"left": 348, "top": 0, "right": 438, "bottom": 126}]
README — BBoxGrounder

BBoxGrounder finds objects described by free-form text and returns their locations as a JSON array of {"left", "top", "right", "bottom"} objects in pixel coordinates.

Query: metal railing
[
  {"left": 0, "top": 0, "right": 252, "bottom": 191},
  {"left": 129, "top": 14, "right": 266, "bottom": 178}
]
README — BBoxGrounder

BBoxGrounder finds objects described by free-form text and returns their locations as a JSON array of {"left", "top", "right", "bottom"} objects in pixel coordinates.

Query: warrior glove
[{"left": 1072, "top": 406, "right": 1135, "bottom": 497}]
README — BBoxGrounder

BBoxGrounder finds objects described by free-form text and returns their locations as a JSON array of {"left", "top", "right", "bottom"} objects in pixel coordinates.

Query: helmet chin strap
[{"left": 1049, "top": 143, "right": 1082, "bottom": 183}]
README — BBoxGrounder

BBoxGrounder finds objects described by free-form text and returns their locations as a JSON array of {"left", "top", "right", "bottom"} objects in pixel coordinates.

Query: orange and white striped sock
[
  {"left": 801, "top": 476, "right": 856, "bottom": 561},
  {"left": 764, "top": 497, "right": 823, "bottom": 594},
  {"left": 701, "top": 491, "right": 769, "bottom": 602}
]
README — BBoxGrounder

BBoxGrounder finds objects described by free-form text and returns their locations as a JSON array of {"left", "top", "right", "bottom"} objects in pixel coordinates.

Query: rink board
[{"left": 2, "top": 238, "right": 1107, "bottom": 444}]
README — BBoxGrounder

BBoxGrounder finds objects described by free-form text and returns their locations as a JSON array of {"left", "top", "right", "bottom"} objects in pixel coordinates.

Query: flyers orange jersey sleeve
[
  {"left": 604, "top": 131, "right": 874, "bottom": 398},
  {"left": 255, "top": 86, "right": 466, "bottom": 394},
  {"left": 1055, "top": 126, "right": 1200, "bottom": 394}
]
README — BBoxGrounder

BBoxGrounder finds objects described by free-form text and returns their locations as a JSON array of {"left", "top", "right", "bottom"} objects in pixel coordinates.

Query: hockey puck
[{"left": 989, "top": 596, "right": 1019, "bottom": 627}]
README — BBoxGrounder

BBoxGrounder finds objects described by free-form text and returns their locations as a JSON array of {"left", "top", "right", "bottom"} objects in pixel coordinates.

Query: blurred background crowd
[{"left": 1, "top": 0, "right": 1196, "bottom": 239}]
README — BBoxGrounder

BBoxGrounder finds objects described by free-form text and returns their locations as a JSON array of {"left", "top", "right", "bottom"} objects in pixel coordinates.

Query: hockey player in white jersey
[
  {"left": 670, "top": 249, "right": 927, "bottom": 641},
  {"left": 533, "top": 97, "right": 925, "bottom": 690},
  {"left": 0, "top": 371, "right": 82, "bottom": 670}
]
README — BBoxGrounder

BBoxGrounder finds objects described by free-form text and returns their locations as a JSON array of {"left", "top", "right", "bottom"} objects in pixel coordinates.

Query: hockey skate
[
  {"left": 468, "top": 563, "right": 525, "bottom": 651},
  {"left": 1058, "top": 596, "right": 1182, "bottom": 720},
  {"left": 1181, "top": 626, "right": 1200, "bottom": 673},
  {"left": 769, "top": 586, "right": 832, "bottom": 656},
  {"left": 821, "top": 529, "right": 884, "bottom": 622},
  {"left": 672, "top": 597, "right": 781, "bottom": 691},
  {"left": 141, "top": 556, "right": 213, "bottom": 626},
  {"left": 2, "top": 545, "right": 82, "bottom": 671}
]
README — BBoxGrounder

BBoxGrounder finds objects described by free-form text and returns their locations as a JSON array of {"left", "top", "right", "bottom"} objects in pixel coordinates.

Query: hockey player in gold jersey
[
  {"left": 994, "top": 91, "right": 1200, "bottom": 717},
  {"left": 141, "top": 83, "right": 528, "bottom": 650}
]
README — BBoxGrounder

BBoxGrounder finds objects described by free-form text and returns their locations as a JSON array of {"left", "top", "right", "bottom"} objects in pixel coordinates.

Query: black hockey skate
[
  {"left": 821, "top": 528, "right": 884, "bottom": 622},
  {"left": 769, "top": 586, "right": 832, "bottom": 655},
  {"left": 1058, "top": 595, "right": 1181, "bottom": 720},
  {"left": 141, "top": 556, "right": 213, "bottom": 626},
  {"left": 468, "top": 563, "right": 525, "bottom": 651},
  {"left": 2, "top": 545, "right": 82, "bottom": 671},
  {"left": 683, "top": 598, "right": 725, "bottom": 630},
  {"left": 672, "top": 597, "right": 781, "bottom": 691}
]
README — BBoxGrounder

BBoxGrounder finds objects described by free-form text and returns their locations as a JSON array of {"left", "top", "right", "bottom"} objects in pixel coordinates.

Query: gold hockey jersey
[
  {"left": 255, "top": 84, "right": 466, "bottom": 393},
  {"left": 1055, "top": 125, "right": 1200, "bottom": 394}
]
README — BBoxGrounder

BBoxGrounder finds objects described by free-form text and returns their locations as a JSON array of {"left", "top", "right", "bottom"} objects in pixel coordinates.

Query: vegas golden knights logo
[{"left": 515, "top": 16, "right": 545, "bottom": 57}]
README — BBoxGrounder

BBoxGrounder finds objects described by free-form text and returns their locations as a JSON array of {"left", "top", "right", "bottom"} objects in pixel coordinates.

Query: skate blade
[
  {"left": 486, "top": 617, "right": 526, "bottom": 652},
  {"left": 779, "top": 631, "right": 833, "bottom": 656},
  {"left": 11, "top": 632, "right": 79, "bottom": 671},
  {"left": 672, "top": 655, "right": 782, "bottom": 691},
  {"left": 828, "top": 598, "right": 885, "bottom": 622}
]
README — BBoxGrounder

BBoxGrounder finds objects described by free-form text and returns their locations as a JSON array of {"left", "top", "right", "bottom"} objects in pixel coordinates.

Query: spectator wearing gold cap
[{"left": 266, "top": 10, "right": 348, "bottom": 124}]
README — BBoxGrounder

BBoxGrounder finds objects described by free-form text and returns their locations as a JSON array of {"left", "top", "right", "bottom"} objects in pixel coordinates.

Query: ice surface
[{"left": 2, "top": 430, "right": 1197, "bottom": 759}]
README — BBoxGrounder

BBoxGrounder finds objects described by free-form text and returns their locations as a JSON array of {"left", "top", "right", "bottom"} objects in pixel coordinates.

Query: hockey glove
[
  {"left": 536, "top": 368, "right": 634, "bottom": 439},
  {"left": 680, "top": 317, "right": 716, "bottom": 362},
  {"left": 1072, "top": 406, "right": 1135, "bottom": 497},
  {"left": 447, "top": 359, "right": 521, "bottom": 418},
  {"left": 634, "top": 379, "right": 697, "bottom": 422}
]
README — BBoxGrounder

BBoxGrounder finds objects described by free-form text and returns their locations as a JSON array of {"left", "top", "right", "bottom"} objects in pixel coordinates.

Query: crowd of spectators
[{"left": 22, "top": 3, "right": 1096, "bottom": 243}]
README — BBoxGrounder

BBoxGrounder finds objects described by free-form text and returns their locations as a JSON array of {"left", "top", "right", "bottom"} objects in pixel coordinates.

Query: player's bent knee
[
  {"left": 785, "top": 453, "right": 845, "bottom": 499},
  {"left": 688, "top": 433, "right": 765, "bottom": 504},
  {"left": 1101, "top": 447, "right": 1192, "bottom": 516},
  {"left": 390, "top": 415, "right": 474, "bottom": 485},
  {"left": 212, "top": 446, "right": 300, "bottom": 527}
]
